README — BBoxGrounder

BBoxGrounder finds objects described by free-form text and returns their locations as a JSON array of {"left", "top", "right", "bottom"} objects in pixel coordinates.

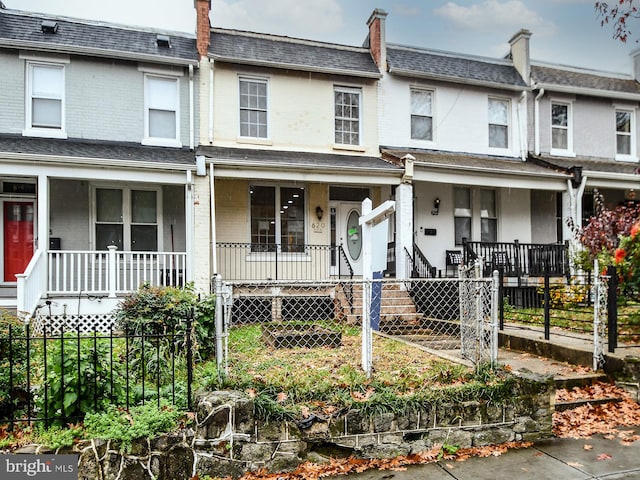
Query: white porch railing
[
  {"left": 16, "top": 248, "right": 46, "bottom": 320},
  {"left": 48, "top": 247, "right": 188, "bottom": 297}
]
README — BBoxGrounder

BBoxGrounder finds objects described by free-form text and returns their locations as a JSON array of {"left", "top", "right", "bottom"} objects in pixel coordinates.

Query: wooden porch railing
[
  {"left": 16, "top": 248, "right": 46, "bottom": 320},
  {"left": 462, "top": 239, "right": 569, "bottom": 279}
]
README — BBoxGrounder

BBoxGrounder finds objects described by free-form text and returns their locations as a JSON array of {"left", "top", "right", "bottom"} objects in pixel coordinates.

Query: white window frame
[
  {"left": 334, "top": 86, "right": 362, "bottom": 147},
  {"left": 142, "top": 73, "right": 181, "bottom": 148},
  {"left": 238, "top": 76, "right": 269, "bottom": 140},
  {"left": 454, "top": 187, "right": 472, "bottom": 246},
  {"left": 550, "top": 100, "right": 575, "bottom": 157},
  {"left": 91, "top": 184, "right": 163, "bottom": 252},
  {"left": 488, "top": 97, "right": 510, "bottom": 150},
  {"left": 410, "top": 88, "right": 434, "bottom": 142},
  {"left": 22, "top": 57, "right": 69, "bottom": 139},
  {"left": 614, "top": 107, "right": 637, "bottom": 162},
  {"left": 480, "top": 189, "right": 497, "bottom": 243}
]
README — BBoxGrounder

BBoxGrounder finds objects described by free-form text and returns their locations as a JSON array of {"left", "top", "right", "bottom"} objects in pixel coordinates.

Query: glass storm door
[
  {"left": 3, "top": 202, "right": 34, "bottom": 282},
  {"left": 341, "top": 203, "right": 362, "bottom": 276}
]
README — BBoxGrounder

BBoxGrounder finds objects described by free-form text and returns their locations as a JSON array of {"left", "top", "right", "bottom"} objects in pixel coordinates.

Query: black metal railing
[
  {"left": 337, "top": 245, "right": 354, "bottom": 279},
  {"left": 405, "top": 244, "right": 437, "bottom": 278},
  {"left": 462, "top": 239, "right": 569, "bottom": 279},
  {"left": 386, "top": 241, "right": 396, "bottom": 277},
  {"left": 1, "top": 316, "right": 194, "bottom": 428}
]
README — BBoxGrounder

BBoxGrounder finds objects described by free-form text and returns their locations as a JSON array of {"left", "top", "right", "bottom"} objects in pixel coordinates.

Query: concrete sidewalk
[{"left": 338, "top": 430, "right": 640, "bottom": 479}]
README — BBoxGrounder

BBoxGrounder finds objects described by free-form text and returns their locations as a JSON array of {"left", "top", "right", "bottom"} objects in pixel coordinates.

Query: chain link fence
[{"left": 214, "top": 269, "right": 498, "bottom": 377}]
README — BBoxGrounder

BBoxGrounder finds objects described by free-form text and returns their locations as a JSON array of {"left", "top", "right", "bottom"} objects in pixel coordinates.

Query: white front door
[{"left": 330, "top": 202, "right": 363, "bottom": 276}]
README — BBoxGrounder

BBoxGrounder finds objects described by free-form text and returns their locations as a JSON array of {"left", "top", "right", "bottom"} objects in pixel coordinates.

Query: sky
[{"left": 8, "top": 0, "right": 640, "bottom": 74}]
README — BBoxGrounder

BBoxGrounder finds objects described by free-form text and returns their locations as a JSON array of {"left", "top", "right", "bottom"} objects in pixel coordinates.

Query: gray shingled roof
[
  {"left": 381, "top": 147, "right": 567, "bottom": 177},
  {"left": 0, "top": 134, "right": 194, "bottom": 165},
  {"left": 535, "top": 154, "right": 640, "bottom": 176},
  {"left": 210, "top": 29, "right": 380, "bottom": 78},
  {"left": 531, "top": 64, "right": 640, "bottom": 95},
  {"left": 0, "top": 9, "right": 197, "bottom": 64},
  {"left": 386, "top": 45, "right": 527, "bottom": 89},
  {"left": 198, "top": 145, "right": 402, "bottom": 172}
]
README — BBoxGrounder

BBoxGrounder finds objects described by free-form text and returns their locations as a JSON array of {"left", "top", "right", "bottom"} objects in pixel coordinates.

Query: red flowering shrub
[{"left": 615, "top": 220, "right": 640, "bottom": 294}]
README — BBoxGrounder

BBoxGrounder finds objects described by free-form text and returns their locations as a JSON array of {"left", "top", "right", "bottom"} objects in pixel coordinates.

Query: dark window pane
[
  {"left": 96, "top": 224, "right": 123, "bottom": 251},
  {"left": 131, "top": 225, "right": 157, "bottom": 251}
]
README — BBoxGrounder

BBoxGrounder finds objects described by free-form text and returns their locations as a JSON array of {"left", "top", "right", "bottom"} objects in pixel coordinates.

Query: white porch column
[
  {"left": 37, "top": 174, "right": 49, "bottom": 294},
  {"left": 190, "top": 168, "right": 212, "bottom": 293},
  {"left": 395, "top": 182, "right": 414, "bottom": 280}
]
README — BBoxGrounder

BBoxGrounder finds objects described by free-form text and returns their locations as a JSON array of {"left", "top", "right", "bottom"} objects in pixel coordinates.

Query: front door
[
  {"left": 330, "top": 202, "right": 363, "bottom": 276},
  {"left": 3, "top": 202, "right": 34, "bottom": 282}
]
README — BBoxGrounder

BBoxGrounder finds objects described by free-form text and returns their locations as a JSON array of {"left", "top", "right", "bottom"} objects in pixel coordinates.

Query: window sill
[
  {"left": 550, "top": 149, "right": 576, "bottom": 158},
  {"left": 141, "top": 138, "right": 182, "bottom": 148},
  {"left": 615, "top": 154, "right": 639, "bottom": 163},
  {"left": 236, "top": 137, "right": 273, "bottom": 146},
  {"left": 332, "top": 143, "right": 366, "bottom": 153},
  {"left": 22, "top": 128, "right": 67, "bottom": 140}
]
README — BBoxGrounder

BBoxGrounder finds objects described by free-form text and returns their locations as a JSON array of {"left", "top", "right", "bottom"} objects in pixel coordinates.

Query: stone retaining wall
[{"left": 16, "top": 373, "right": 554, "bottom": 480}]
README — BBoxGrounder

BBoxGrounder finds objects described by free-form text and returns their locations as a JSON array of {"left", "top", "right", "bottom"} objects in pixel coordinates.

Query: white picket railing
[{"left": 16, "top": 248, "right": 46, "bottom": 320}]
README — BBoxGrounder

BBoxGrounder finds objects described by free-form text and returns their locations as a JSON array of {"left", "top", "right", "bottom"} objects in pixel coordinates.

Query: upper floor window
[
  {"left": 615, "top": 108, "right": 636, "bottom": 161},
  {"left": 143, "top": 74, "right": 180, "bottom": 147},
  {"left": 488, "top": 98, "right": 509, "bottom": 149},
  {"left": 410, "top": 89, "right": 433, "bottom": 141},
  {"left": 24, "top": 61, "right": 66, "bottom": 138},
  {"left": 239, "top": 77, "right": 268, "bottom": 139},
  {"left": 94, "top": 187, "right": 160, "bottom": 252},
  {"left": 334, "top": 87, "right": 361, "bottom": 146},
  {"left": 551, "top": 102, "right": 572, "bottom": 154}
]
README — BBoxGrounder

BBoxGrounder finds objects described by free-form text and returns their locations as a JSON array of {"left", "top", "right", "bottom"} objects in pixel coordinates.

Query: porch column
[
  {"left": 37, "top": 174, "right": 49, "bottom": 293},
  {"left": 395, "top": 182, "right": 413, "bottom": 280},
  {"left": 190, "top": 168, "right": 212, "bottom": 293}
]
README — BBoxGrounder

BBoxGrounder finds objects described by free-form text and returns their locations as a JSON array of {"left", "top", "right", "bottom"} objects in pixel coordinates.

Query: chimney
[
  {"left": 509, "top": 29, "right": 532, "bottom": 85},
  {"left": 367, "top": 9, "right": 388, "bottom": 71},
  {"left": 631, "top": 49, "right": 640, "bottom": 81},
  {"left": 195, "top": 0, "right": 211, "bottom": 58}
]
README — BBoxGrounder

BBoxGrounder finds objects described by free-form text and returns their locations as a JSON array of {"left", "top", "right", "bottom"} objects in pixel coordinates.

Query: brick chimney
[
  {"left": 367, "top": 9, "right": 388, "bottom": 71},
  {"left": 195, "top": 0, "right": 211, "bottom": 58},
  {"left": 509, "top": 29, "right": 532, "bottom": 85}
]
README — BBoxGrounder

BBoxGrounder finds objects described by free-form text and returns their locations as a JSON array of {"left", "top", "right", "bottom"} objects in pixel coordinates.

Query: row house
[{"left": 0, "top": 5, "right": 205, "bottom": 325}]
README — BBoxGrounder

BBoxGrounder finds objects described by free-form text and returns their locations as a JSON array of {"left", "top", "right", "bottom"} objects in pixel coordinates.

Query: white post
[
  {"left": 593, "top": 259, "right": 601, "bottom": 371},
  {"left": 215, "top": 274, "right": 224, "bottom": 377},
  {"left": 107, "top": 245, "right": 118, "bottom": 297},
  {"left": 395, "top": 183, "right": 413, "bottom": 281},
  {"left": 37, "top": 174, "right": 49, "bottom": 298},
  {"left": 491, "top": 269, "right": 500, "bottom": 366},
  {"left": 361, "top": 198, "right": 373, "bottom": 377}
]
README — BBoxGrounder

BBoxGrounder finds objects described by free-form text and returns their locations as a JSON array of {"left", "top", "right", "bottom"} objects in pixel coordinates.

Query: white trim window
[
  {"left": 615, "top": 108, "right": 636, "bottom": 161},
  {"left": 410, "top": 88, "right": 433, "bottom": 141},
  {"left": 480, "top": 189, "right": 497, "bottom": 243},
  {"left": 250, "top": 185, "right": 305, "bottom": 253},
  {"left": 334, "top": 87, "right": 361, "bottom": 146},
  {"left": 94, "top": 187, "right": 162, "bottom": 252},
  {"left": 239, "top": 77, "right": 268, "bottom": 138},
  {"left": 551, "top": 102, "right": 573, "bottom": 155},
  {"left": 454, "top": 187, "right": 471, "bottom": 246},
  {"left": 24, "top": 62, "right": 66, "bottom": 138},
  {"left": 488, "top": 98, "right": 509, "bottom": 149},
  {"left": 143, "top": 74, "right": 181, "bottom": 147}
]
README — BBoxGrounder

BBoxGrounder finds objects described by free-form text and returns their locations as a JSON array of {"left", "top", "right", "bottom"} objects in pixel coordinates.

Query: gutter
[
  {"left": 534, "top": 87, "right": 545, "bottom": 155},
  {"left": 1, "top": 152, "right": 195, "bottom": 171},
  {"left": 535, "top": 82, "right": 640, "bottom": 101},
  {"left": 189, "top": 64, "right": 194, "bottom": 150}
]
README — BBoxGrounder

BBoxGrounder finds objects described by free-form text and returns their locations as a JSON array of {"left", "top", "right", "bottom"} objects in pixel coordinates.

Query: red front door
[{"left": 3, "top": 202, "right": 34, "bottom": 282}]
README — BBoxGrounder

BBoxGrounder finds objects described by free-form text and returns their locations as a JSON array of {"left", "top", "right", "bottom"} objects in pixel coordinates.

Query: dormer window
[
  {"left": 41, "top": 20, "right": 58, "bottom": 34},
  {"left": 156, "top": 34, "right": 171, "bottom": 48}
]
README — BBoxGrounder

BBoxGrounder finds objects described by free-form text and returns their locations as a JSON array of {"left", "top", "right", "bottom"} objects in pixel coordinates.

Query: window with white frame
[
  {"left": 551, "top": 102, "right": 572, "bottom": 153},
  {"left": 24, "top": 62, "right": 65, "bottom": 137},
  {"left": 239, "top": 77, "right": 268, "bottom": 138},
  {"left": 410, "top": 89, "right": 433, "bottom": 141},
  {"left": 144, "top": 74, "right": 180, "bottom": 146},
  {"left": 454, "top": 187, "right": 471, "bottom": 246},
  {"left": 94, "top": 187, "right": 160, "bottom": 251},
  {"left": 480, "top": 189, "right": 497, "bottom": 242},
  {"left": 250, "top": 185, "right": 305, "bottom": 253},
  {"left": 615, "top": 108, "right": 635, "bottom": 159},
  {"left": 334, "top": 87, "right": 361, "bottom": 145},
  {"left": 488, "top": 98, "right": 509, "bottom": 149}
]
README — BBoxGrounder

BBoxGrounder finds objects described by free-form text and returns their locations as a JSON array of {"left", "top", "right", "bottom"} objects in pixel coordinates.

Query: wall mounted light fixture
[
  {"left": 316, "top": 206, "right": 324, "bottom": 220},
  {"left": 431, "top": 197, "right": 440, "bottom": 215}
]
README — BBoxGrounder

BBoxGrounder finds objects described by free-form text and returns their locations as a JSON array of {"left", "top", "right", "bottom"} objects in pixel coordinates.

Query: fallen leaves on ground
[
  {"left": 554, "top": 382, "right": 640, "bottom": 442},
  {"left": 224, "top": 442, "right": 533, "bottom": 480}
]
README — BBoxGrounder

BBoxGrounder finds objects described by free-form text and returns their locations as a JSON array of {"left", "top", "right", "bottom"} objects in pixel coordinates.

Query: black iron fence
[
  {"left": 500, "top": 265, "right": 640, "bottom": 352},
  {"left": 1, "top": 316, "right": 194, "bottom": 428},
  {"left": 463, "top": 239, "right": 569, "bottom": 279}
]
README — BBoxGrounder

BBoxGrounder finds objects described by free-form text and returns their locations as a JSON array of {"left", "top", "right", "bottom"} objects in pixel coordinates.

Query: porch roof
[
  {"left": 533, "top": 153, "right": 640, "bottom": 188},
  {"left": 0, "top": 134, "right": 195, "bottom": 166},
  {"left": 0, "top": 9, "right": 197, "bottom": 65},
  {"left": 198, "top": 146, "right": 403, "bottom": 174}
]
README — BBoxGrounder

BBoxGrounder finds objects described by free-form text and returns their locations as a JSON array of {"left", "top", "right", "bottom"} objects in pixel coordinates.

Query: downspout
[
  {"left": 534, "top": 86, "right": 545, "bottom": 155},
  {"left": 517, "top": 90, "right": 527, "bottom": 160},
  {"left": 208, "top": 59, "right": 214, "bottom": 144},
  {"left": 210, "top": 162, "right": 217, "bottom": 274},
  {"left": 189, "top": 64, "right": 194, "bottom": 150}
]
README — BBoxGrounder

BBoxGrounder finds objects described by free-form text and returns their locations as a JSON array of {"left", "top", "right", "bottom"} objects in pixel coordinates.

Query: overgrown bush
[
  {"left": 0, "top": 311, "right": 27, "bottom": 420},
  {"left": 38, "top": 334, "right": 125, "bottom": 426},
  {"left": 614, "top": 220, "right": 640, "bottom": 297}
]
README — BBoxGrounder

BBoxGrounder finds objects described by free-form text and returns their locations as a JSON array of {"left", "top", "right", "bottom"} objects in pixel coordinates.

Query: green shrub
[{"left": 0, "top": 311, "right": 27, "bottom": 420}]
